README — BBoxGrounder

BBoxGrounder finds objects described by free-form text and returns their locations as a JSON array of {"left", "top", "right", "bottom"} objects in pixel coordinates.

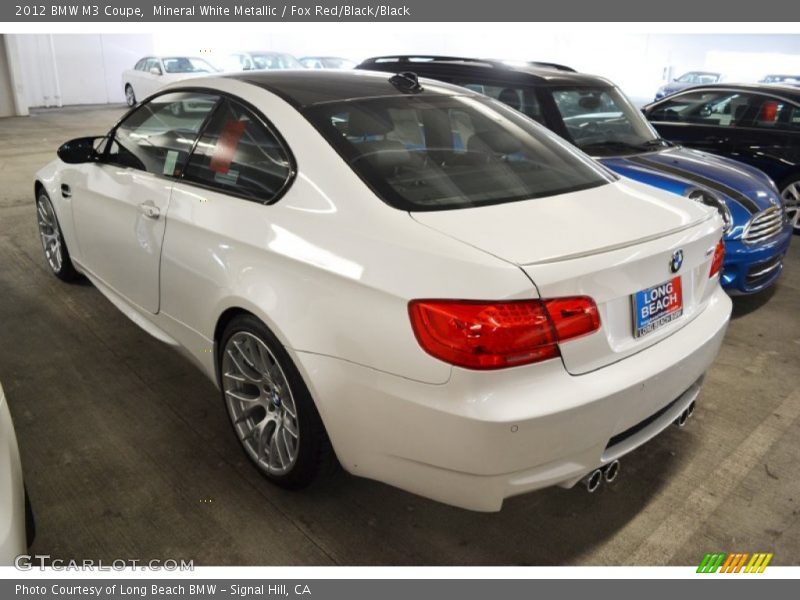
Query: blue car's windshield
[{"left": 550, "top": 86, "right": 666, "bottom": 156}]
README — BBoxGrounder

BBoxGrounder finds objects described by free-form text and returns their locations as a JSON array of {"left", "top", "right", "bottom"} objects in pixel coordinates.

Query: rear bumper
[
  {"left": 721, "top": 226, "right": 792, "bottom": 294},
  {"left": 0, "top": 383, "right": 26, "bottom": 564},
  {"left": 296, "top": 287, "right": 732, "bottom": 511}
]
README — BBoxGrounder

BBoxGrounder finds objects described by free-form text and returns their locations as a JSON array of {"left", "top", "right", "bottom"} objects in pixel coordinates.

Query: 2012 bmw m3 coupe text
[{"left": 34, "top": 70, "right": 732, "bottom": 511}]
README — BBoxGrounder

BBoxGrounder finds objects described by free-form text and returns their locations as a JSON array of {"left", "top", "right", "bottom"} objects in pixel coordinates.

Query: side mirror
[
  {"left": 149, "top": 67, "right": 162, "bottom": 76},
  {"left": 57, "top": 136, "right": 104, "bottom": 164}
]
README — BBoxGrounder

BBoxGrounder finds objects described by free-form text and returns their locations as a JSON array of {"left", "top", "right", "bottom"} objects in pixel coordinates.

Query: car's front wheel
[
  {"left": 780, "top": 175, "right": 800, "bottom": 234},
  {"left": 36, "top": 191, "right": 79, "bottom": 282},
  {"left": 124, "top": 84, "right": 136, "bottom": 107},
  {"left": 219, "top": 315, "right": 335, "bottom": 489}
]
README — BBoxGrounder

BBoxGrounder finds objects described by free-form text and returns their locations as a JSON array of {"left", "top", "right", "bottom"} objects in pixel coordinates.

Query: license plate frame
[{"left": 632, "top": 276, "right": 684, "bottom": 339}]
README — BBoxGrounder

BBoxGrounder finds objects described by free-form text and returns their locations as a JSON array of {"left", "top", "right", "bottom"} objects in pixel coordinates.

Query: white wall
[
  {"left": 13, "top": 34, "right": 152, "bottom": 107},
  {"left": 6, "top": 30, "right": 800, "bottom": 109}
]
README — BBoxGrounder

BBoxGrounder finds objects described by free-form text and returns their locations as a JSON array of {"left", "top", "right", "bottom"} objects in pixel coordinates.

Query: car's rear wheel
[
  {"left": 36, "top": 191, "right": 79, "bottom": 281},
  {"left": 780, "top": 175, "right": 800, "bottom": 234},
  {"left": 219, "top": 315, "right": 335, "bottom": 489},
  {"left": 124, "top": 84, "right": 136, "bottom": 107}
]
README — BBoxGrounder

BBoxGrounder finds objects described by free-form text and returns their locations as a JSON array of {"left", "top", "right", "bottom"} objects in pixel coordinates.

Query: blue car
[{"left": 356, "top": 57, "right": 792, "bottom": 294}]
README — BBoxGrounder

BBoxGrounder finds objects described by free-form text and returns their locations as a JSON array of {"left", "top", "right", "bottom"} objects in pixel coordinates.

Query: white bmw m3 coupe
[{"left": 34, "top": 70, "right": 731, "bottom": 511}]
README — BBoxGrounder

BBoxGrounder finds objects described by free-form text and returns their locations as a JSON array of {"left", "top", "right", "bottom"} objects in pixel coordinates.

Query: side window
[
  {"left": 648, "top": 91, "right": 752, "bottom": 127},
  {"left": 751, "top": 97, "right": 800, "bottom": 131},
  {"left": 183, "top": 99, "right": 293, "bottom": 202},
  {"left": 107, "top": 92, "right": 219, "bottom": 176},
  {"left": 145, "top": 59, "right": 162, "bottom": 75},
  {"left": 455, "top": 81, "right": 543, "bottom": 123}
]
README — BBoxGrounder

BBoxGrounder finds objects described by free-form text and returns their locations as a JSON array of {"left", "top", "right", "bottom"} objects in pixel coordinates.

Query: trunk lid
[{"left": 412, "top": 179, "right": 723, "bottom": 374}]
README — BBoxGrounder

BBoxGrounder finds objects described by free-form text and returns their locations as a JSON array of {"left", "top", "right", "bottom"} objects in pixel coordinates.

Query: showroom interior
[{"left": 0, "top": 28, "right": 798, "bottom": 566}]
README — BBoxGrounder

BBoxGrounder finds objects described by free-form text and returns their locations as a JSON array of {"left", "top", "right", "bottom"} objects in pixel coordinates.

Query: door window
[
  {"left": 107, "top": 92, "right": 219, "bottom": 176},
  {"left": 648, "top": 90, "right": 755, "bottom": 127},
  {"left": 750, "top": 96, "right": 800, "bottom": 131},
  {"left": 144, "top": 59, "right": 162, "bottom": 74},
  {"left": 183, "top": 98, "right": 294, "bottom": 202},
  {"left": 457, "top": 81, "right": 543, "bottom": 123}
]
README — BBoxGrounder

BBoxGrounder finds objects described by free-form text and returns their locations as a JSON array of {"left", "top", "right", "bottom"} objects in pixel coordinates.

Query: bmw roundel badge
[{"left": 670, "top": 249, "right": 684, "bottom": 274}]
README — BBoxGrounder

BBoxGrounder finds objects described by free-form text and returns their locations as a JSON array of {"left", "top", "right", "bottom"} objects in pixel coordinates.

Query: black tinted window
[
  {"left": 109, "top": 92, "right": 219, "bottom": 175},
  {"left": 648, "top": 91, "right": 754, "bottom": 127},
  {"left": 304, "top": 95, "right": 613, "bottom": 211},
  {"left": 458, "top": 82, "right": 543, "bottom": 123},
  {"left": 183, "top": 99, "right": 293, "bottom": 202},
  {"left": 751, "top": 96, "right": 800, "bottom": 131}
]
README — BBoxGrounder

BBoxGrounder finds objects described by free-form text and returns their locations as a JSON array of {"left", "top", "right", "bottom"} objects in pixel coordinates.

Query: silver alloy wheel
[
  {"left": 782, "top": 181, "right": 800, "bottom": 233},
  {"left": 125, "top": 86, "right": 135, "bottom": 106},
  {"left": 36, "top": 194, "right": 63, "bottom": 274},
  {"left": 222, "top": 331, "right": 300, "bottom": 476}
]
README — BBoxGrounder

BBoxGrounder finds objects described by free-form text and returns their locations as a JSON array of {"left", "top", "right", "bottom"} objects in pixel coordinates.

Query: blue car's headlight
[{"left": 686, "top": 188, "right": 733, "bottom": 233}]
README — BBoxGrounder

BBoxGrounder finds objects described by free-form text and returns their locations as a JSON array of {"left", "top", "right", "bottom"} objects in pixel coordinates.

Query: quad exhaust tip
[
  {"left": 582, "top": 460, "right": 621, "bottom": 493},
  {"left": 583, "top": 469, "right": 603, "bottom": 493},
  {"left": 603, "top": 460, "right": 620, "bottom": 483},
  {"left": 675, "top": 401, "right": 697, "bottom": 428}
]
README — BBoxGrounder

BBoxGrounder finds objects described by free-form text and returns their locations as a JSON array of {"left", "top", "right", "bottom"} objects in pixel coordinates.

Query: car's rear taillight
[
  {"left": 709, "top": 240, "right": 725, "bottom": 278},
  {"left": 408, "top": 297, "right": 600, "bottom": 370}
]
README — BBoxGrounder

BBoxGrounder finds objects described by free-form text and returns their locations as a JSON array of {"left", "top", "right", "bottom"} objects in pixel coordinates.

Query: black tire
[
  {"left": 778, "top": 174, "right": 800, "bottom": 235},
  {"left": 218, "top": 314, "right": 336, "bottom": 489},
  {"left": 124, "top": 84, "right": 136, "bottom": 107},
  {"left": 36, "top": 190, "right": 79, "bottom": 282},
  {"left": 24, "top": 486, "right": 35, "bottom": 548}
]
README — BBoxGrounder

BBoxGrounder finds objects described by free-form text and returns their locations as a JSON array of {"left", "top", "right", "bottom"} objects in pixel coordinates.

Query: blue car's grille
[{"left": 743, "top": 206, "right": 785, "bottom": 244}]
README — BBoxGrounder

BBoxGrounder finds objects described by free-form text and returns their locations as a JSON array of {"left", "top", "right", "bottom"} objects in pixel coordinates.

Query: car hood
[
  {"left": 602, "top": 147, "right": 782, "bottom": 217},
  {"left": 410, "top": 178, "right": 713, "bottom": 266}
]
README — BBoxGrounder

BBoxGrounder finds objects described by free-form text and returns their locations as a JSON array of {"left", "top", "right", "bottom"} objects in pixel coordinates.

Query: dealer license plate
[{"left": 632, "top": 276, "right": 683, "bottom": 338}]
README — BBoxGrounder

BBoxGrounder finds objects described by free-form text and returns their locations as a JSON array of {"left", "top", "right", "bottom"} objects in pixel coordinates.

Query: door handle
[
  {"left": 138, "top": 201, "right": 160, "bottom": 219},
  {"left": 60, "top": 184, "right": 71, "bottom": 198}
]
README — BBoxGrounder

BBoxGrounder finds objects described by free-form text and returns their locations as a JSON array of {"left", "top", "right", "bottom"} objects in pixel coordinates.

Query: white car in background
[
  {"left": 35, "top": 71, "right": 731, "bottom": 511},
  {"left": 122, "top": 56, "right": 218, "bottom": 106},
  {"left": 300, "top": 56, "right": 356, "bottom": 69},
  {"left": 223, "top": 51, "right": 305, "bottom": 72},
  {"left": 1, "top": 381, "right": 29, "bottom": 564}
]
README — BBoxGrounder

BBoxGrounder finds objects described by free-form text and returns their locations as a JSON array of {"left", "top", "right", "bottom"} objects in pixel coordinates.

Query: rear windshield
[{"left": 303, "top": 94, "right": 614, "bottom": 211}]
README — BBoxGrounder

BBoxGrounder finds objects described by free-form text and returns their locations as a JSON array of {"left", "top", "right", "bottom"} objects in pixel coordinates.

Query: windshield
[
  {"left": 550, "top": 86, "right": 664, "bottom": 156},
  {"left": 162, "top": 57, "right": 216, "bottom": 74},
  {"left": 252, "top": 53, "right": 304, "bottom": 69},
  {"left": 304, "top": 94, "right": 614, "bottom": 211}
]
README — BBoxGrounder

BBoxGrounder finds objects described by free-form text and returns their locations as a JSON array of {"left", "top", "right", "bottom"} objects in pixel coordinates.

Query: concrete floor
[{"left": 0, "top": 105, "right": 799, "bottom": 566}]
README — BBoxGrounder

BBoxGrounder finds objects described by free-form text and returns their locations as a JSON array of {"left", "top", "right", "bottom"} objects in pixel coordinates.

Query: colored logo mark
[{"left": 697, "top": 552, "right": 773, "bottom": 573}]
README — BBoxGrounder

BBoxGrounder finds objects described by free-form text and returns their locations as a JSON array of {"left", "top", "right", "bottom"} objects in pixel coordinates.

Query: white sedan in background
[
  {"left": 35, "top": 71, "right": 731, "bottom": 511},
  {"left": 122, "top": 56, "right": 218, "bottom": 106},
  {"left": 223, "top": 51, "right": 305, "bottom": 72},
  {"left": 0, "top": 381, "right": 28, "bottom": 564}
]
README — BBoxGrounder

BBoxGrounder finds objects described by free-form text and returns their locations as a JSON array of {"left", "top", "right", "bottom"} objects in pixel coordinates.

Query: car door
[
  {"left": 724, "top": 93, "right": 800, "bottom": 177},
  {"left": 160, "top": 96, "right": 295, "bottom": 331},
  {"left": 647, "top": 89, "right": 799, "bottom": 179},
  {"left": 67, "top": 91, "right": 220, "bottom": 313}
]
